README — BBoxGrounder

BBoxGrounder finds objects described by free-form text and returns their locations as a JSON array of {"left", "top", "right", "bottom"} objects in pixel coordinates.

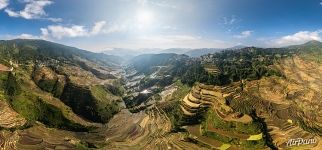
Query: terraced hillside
[
  {"left": 0, "top": 101, "right": 26, "bottom": 129},
  {"left": 178, "top": 53, "right": 322, "bottom": 149},
  {"left": 1, "top": 40, "right": 322, "bottom": 150},
  {"left": 0, "top": 124, "right": 80, "bottom": 150},
  {"left": 251, "top": 55, "right": 322, "bottom": 149},
  {"left": 180, "top": 83, "right": 267, "bottom": 149},
  {"left": 179, "top": 80, "right": 321, "bottom": 149}
]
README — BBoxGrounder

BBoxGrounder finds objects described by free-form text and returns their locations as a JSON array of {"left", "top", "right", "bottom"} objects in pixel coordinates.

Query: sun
[{"left": 136, "top": 10, "right": 154, "bottom": 29}]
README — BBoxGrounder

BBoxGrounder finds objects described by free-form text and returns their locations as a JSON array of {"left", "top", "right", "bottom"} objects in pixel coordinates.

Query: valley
[{"left": 0, "top": 39, "right": 321, "bottom": 150}]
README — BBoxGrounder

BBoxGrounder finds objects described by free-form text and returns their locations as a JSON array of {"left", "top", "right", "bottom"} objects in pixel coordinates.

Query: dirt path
[{"left": 0, "top": 64, "right": 12, "bottom": 72}]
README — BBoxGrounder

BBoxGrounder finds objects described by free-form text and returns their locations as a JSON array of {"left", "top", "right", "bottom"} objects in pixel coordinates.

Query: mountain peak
[
  {"left": 304, "top": 40, "right": 322, "bottom": 45},
  {"left": 287, "top": 40, "right": 322, "bottom": 49}
]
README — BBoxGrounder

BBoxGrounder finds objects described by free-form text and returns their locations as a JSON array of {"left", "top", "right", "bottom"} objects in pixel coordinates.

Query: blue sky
[{"left": 1, "top": 0, "right": 322, "bottom": 51}]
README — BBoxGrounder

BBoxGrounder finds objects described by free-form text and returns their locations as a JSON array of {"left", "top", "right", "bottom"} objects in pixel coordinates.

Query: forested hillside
[{"left": 0, "top": 40, "right": 321, "bottom": 149}]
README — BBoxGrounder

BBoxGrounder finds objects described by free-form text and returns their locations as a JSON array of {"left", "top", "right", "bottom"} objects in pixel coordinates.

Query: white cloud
[
  {"left": 4, "top": 9, "right": 17, "bottom": 16},
  {"left": 91, "top": 21, "right": 107, "bottom": 35},
  {"left": 320, "top": 2, "right": 322, "bottom": 5},
  {"left": 41, "top": 25, "right": 87, "bottom": 39},
  {"left": 0, "top": 0, "right": 8, "bottom": 10},
  {"left": 273, "top": 30, "right": 322, "bottom": 46},
  {"left": 0, "top": 33, "right": 41, "bottom": 40},
  {"left": 234, "top": 30, "right": 253, "bottom": 38},
  {"left": 5, "top": 21, "right": 120, "bottom": 40},
  {"left": 40, "top": 28, "right": 49, "bottom": 38},
  {"left": 41, "top": 21, "right": 108, "bottom": 39},
  {"left": 4, "top": 0, "right": 61, "bottom": 22},
  {"left": 17, "top": 33, "right": 40, "bottom": 39}
]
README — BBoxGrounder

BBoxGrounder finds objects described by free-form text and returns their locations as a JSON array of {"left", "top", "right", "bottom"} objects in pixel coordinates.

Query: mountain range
[
  {"left": 0, "top": 39, "right": 321, "bottom": 149},
  {"left": 102, "top": 45, "right": 247, "bottom": 58}
]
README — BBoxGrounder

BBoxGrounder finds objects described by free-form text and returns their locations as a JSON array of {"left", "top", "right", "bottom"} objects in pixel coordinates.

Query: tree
[{"left": 6, "top": 72, "right": 20, "bottom": 96}]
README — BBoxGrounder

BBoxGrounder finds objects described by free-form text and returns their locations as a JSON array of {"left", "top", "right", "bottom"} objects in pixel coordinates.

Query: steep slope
[
  {"left": 1, "top": 40, "right": 322, "bottom": 149},
  {"left": 0, "top": 101, "right": 26, "bottom": 129},
  {"left": 0, "top": 39, "right": 124, "bottom": 129}
]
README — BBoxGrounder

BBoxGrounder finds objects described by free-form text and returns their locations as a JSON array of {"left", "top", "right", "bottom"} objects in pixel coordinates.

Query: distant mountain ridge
[
  {"left": 287, "top": 40, "right": 322, "bottom": 49},
  {"left": 0, "top": 39, "right": 322, "bottom": 149},
  {"left": 102, "top": 45, "right": 247, "bottom": 58},
  {"left": 0, "top": 39, "right": 123, "bottom": 67}
]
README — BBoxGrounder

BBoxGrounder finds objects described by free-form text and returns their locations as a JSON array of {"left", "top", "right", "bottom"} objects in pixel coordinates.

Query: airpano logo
[{"left": 286, "top": 138, "right": 316, "bottom": 147}]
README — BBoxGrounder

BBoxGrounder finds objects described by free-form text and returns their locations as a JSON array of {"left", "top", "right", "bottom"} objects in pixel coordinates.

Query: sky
[{"left": 1, "top": 0, "right": 322, "bottom": 51}]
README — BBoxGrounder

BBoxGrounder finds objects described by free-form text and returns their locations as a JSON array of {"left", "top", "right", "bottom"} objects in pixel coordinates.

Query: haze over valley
[{"left": 0, "top": 0, "right": 322, "bottom": 150}]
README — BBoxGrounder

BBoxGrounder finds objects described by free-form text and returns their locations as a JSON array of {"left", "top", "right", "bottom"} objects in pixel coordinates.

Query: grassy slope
[
  {"left": 1, "top": 66, "right": 98, "bottom": 131},
  {"left": 0, "top": 39, "right": 124, "bottom": 126},
  {"left": 201, "top": 110, "right": 266, "bottom": 149},
  {"left": 90, "top": 85, "right": 120, "bottom": 122},
  {"left": 60, "top": 82, "right": 121, "bottom": 123},
  {"left": 10, "top": 91, "right": 90, "bottom": 131}
]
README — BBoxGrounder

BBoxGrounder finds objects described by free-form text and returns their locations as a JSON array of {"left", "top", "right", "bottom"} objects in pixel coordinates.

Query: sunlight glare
[{"left": 136, "top": 10, "right": 154, "bottom": 29}]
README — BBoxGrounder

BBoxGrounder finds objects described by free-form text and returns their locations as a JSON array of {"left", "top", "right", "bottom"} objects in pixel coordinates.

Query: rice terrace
[{"left": 0, "top": 0, "right": 322, "bottom": 150}]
